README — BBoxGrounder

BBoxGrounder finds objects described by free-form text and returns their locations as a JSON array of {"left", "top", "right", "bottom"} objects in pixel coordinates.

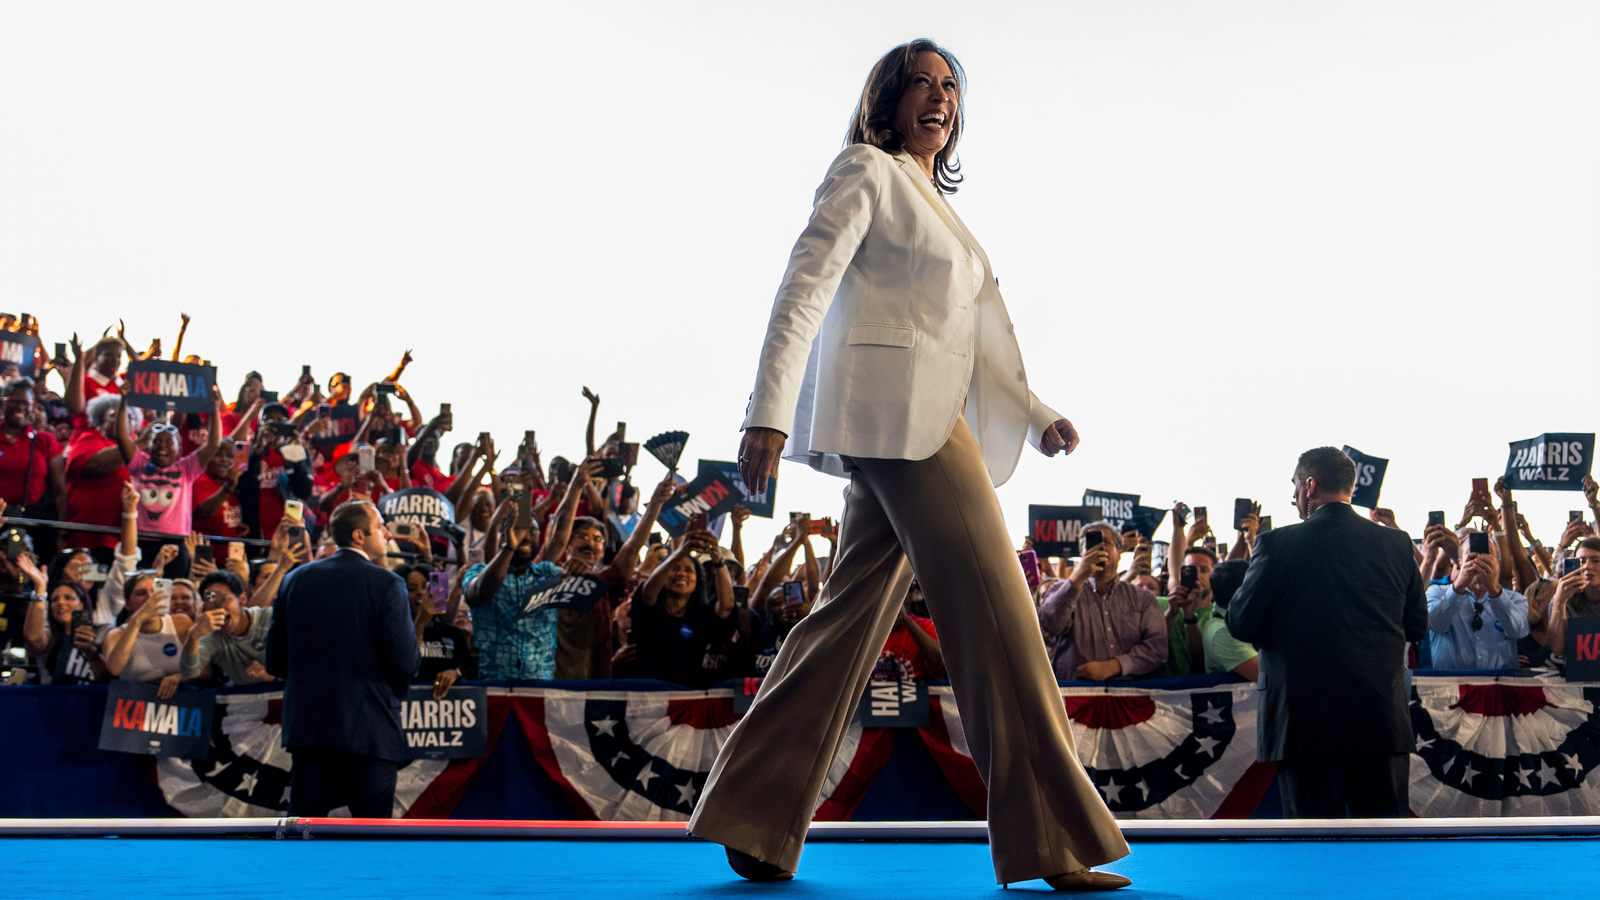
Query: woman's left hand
[{"left": 1040, "top": 418, "right": 1080, "bottom": 457}]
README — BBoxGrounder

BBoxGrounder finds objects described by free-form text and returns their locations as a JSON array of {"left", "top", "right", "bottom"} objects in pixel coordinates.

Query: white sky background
[{"left": 2, "top": 2, "right": 1596, "bottom": 554}]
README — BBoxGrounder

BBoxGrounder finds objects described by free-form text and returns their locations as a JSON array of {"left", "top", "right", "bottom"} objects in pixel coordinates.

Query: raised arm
[
  {"left": 604, "top": 472, "right": 678, "bottom": 581},
  {"left": 751, "top": 524, "right": 804, "bottom": 610},
  {"left": 581, "top": 387, "right": 600, "bottom": 457},
  {"left": 195, "top": 386, "right": 224, "bottom": 468},
  {"left": 170, "top": 313, "right": 190, "bottom": 361},
  {"left": 384, "top": 349, "right": 413, "bottom": 385},
  {"left": 535, "top": 458, "right": 600, "bottom": 565},
  {"left": 64, "top": 334, "right": 86, "bottom": 415},
  {"left": 1494, "top": 479, "right": 1539, "bottom": 593},
  {"left": 111, "top": 394, "right": 137, "bottom": 463},
  {"left": 463, "top": 498, "right": 517, "bottom": 608}
]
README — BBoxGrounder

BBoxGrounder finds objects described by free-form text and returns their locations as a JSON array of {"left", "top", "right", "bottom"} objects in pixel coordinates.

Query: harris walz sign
[
  {"left": 98, "top": 680, "right": 216, "bottom": 758},
  {"left": 399, "top": 685, "right": 489, "bottom": 759},
  {"left": 516, "top": 571, "right": 611, "bottom": 619},
  {"left": 379, "top": 487, "right": 464, "bottom": 545},
  {"left": 123, "top": 360, "right": 218, "bottom": 414},
  {"left": 1504, "top": 433, "right": 1595, "bottom": 492},
  {"left": 1342, "top": 446, "right": 1389, "bottom": 508}
]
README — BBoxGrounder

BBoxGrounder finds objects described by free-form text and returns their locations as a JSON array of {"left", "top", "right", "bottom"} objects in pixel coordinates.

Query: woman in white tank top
[{"left": 104, "top": 573, "right": 194, "bottom": 698}]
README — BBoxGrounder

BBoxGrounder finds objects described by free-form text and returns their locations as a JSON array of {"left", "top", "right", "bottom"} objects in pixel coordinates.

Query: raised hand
[{"left": 152, "top": 543, "right": 180, "bottom": 572}]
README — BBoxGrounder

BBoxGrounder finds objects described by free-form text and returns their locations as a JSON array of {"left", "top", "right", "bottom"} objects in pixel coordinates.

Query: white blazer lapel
[{"left": 893, "top": 152, "right": 968, "bottom": 249}]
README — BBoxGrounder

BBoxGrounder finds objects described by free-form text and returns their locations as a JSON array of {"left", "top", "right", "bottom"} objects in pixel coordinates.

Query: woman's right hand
[{"left": 737, "top": 427, "right": 786, "bottom": 496}]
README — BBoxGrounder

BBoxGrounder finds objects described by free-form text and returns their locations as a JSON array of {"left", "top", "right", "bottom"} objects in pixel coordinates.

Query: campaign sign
[
  {"left": 0, "top": 332, "right": 42, "bottom": 378},
  {"left": 658, "top": 466, "right": 743, "bottom": 536},
  {"left": 1565, "top": 616, "right": 1600, "bottom": 682},
  {"left": 1504, "top": 433, "right": 1595, "bottom": 492},
  {"left": 702, "top": 460, "right": 777, "bottom": 519},
  {"left": 378, "top": 487, "right": 462, "bottom": 545},
  {"left": 855, "top": 679, "right": 929, "bottom": 728},
  {"left": 732, "top": 677, "right": 762, "bottom": 715},
  {"left": 1128, "top": 505, "right": 1167, "bottom": 540},
  {"left": 123, "top": 360, "right": 218, "bottom": 414},
  {"left": 516, "top": 572, "right": 611, "bottom": 619},
  {"left": 1341, "top": 446, "right": 1389, "bottom": 508},
  {"left": 1083, "top": 489, "right": 1140, "bottom": 532},
  {"left": 399, "top": 685, "right": 488, "bottom": 759},
  {"left": 1029, "top": 505, "right": 1097, "bottom": 557},
  {"left": 313, "top": 403, "right": 362, "bottom": 449},
  {"left": 98, "top": 681, "right": 216, "bottom": 758}
]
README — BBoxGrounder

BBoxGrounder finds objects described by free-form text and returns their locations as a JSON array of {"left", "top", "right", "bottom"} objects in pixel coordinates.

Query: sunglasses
[
  {"left": 148, "top": 423, "right": 180, "bottom": 435},
  {"left": 1471, "top": 601, "right": 1485, "bottom": 632}
]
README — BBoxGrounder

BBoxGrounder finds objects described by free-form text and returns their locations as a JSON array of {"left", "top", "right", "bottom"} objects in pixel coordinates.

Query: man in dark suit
[
  {"left": 266, "top": 500, "right": 420, "bottom": 817},
  {"left": 1227, "top": 447, "right": 1427, "bottom": 818}
]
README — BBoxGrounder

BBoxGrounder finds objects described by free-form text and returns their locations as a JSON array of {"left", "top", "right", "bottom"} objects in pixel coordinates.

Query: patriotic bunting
[{"left": 147, "top": 678, "right": 1600, "bottom": 821}]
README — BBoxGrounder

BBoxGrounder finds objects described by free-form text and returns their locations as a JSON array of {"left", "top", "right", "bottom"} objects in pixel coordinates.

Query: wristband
[
  {"left": 122, "top": 513, "right": 138, "bottom": 520},
  {"left": 1182, "top": 614, "right": 1199, "bottom": 624}
]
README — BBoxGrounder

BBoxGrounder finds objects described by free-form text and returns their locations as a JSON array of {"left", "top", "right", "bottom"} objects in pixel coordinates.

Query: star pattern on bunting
[
  {"left": 1082, "top": 691, "right": 1239, "bottom": 814},
  {"left": 583, "top": 699, "right": 712, "bottom": 815},
  {"left": 1408, "top": 684, "right": 1600, "bottom": 801}
]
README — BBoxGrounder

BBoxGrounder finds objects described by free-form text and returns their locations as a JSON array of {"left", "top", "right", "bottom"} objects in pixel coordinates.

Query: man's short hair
[
  {"left": 1084, "top": 521, "right": 1124, "bottom": 552},
  {"left": 199, "top": 570, "right": 246, "bottom": 598},
  {"left": 1295, "top": 446, "right": 1357, "bottom": 495},
  {"left": 330, "top": 501, "right": 377, "bottom": 548},
  {"left": 2, "top": 376, "right": 35, "bottom": 398},
  {"left": 570, "top": 516, "right": 604, "bottom": 540},
  {"left": 92, "top": 337, "right": 121, "bottom": 355},
  {"left": 1577, "top": 537, "right": 1600, "bottom": 555},
  {"left": 1210, "top": 560, "right": 1249, "bottom": 609},
  {"left": 1182, "top": 545, "right": 1218, "bottom": 565}
]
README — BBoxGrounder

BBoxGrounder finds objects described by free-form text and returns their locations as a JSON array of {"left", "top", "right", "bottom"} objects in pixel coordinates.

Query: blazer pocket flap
[{"left": 847, "top": 323, "right": 916, "bottom": 348}]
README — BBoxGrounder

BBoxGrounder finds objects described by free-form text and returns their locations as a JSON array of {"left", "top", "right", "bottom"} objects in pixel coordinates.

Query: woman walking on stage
[{"left": 688, "top": 39, "right": 1131, "bottom": 890}]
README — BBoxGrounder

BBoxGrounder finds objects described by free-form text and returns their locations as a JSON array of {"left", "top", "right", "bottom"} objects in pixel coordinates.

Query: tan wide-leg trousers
[{"left": 688, "top": 417, "right": 1128, "bottom": 883}]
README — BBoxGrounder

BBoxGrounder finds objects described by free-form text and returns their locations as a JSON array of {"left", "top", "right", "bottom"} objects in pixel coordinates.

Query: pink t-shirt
[{"left": 131, "top": 449, "right": 206, "bottom": 537}]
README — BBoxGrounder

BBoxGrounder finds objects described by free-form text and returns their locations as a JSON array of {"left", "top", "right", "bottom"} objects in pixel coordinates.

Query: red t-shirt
[
  {"left": 253, "top": 447, "right": 288, "bottom": 539},
  {"left": 83, "top": 371, "right": 122, "bottom": 402},
  {"left": 192, "top": 471, "right": 248, "bottom": 542},
  {"left": 0, "top": 428, "right": 63, "bottom": 506},
  {"left": 873, "top": 615, "right": 938, "bottom": 681},
  {"left": 313, "top": 468, "right": 389, "bottom": 511},
  {"left": 64, "top": 418, "right": 130, "bottom": 549},
  {"left": 410, "top": 460, "right": 454, "bottom": 493}
]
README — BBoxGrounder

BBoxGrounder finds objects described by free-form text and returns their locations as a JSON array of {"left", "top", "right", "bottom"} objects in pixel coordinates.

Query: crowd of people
[{"left": 1, "top": 316, "right": 1598, "bottom": 701}]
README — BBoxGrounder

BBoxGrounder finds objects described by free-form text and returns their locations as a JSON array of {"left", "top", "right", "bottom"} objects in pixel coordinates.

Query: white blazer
[{"left": 743, "top": 143, "right": 1063, "bottom": 488}]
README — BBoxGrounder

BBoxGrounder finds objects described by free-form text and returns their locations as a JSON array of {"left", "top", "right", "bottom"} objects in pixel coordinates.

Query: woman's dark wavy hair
[{"left": 847, "top": 39, "right": 966, "bottom": 194}]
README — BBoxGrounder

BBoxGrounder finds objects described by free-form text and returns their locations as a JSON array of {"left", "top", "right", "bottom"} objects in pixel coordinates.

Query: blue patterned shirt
[{"left": 464, "top": 560, "right": 562, "bottom": 680}]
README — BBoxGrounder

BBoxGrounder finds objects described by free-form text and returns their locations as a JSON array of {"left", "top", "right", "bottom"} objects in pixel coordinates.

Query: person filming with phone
[
  {"left": 264, "top": 499, "right": 421, "bottom": 817},
  {"left": 1425, "top": 524, "right": 1529, "bottom": 671},
  {"left": 1037, "top": 521, "right": 1167, "bottom": 681}
]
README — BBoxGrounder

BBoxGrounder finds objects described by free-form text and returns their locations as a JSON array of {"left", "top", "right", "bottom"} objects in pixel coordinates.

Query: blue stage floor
[{"left": 7, "top": 835, "right": 1596, "bottom": 898}]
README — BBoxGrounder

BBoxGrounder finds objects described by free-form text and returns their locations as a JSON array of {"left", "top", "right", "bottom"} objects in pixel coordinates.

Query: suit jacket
[
  {"left": 265, "top": 549, "right": 420, "bottom": 761},
  {"left": 1226, "top": 502, "right": 1427, "bottom": 762},
  {"left": 742, "top": 143, "right": 1061, "bottom": 487}
]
